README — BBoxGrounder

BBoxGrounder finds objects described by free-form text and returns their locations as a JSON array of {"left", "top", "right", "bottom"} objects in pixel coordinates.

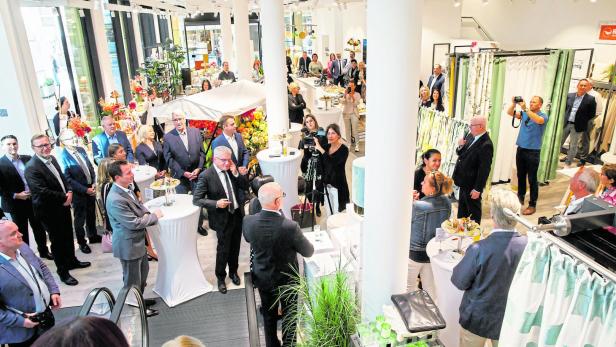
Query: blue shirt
[
  {"left": 516, "top": 110, "right": 548, "bottom": 150},
  {"left": 107, "top": 133, "right": 119, "bottom": 145},
  {"left": 568, "top": 94, "right": 584, "bottom": 122}
]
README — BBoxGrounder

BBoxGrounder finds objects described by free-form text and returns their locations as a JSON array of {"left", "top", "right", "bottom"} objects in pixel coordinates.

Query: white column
[
  {"left": 0, "top": 0, "right": 48, "bottom": 148},
  {"left": 260, "top": 0, "right": 289, "bottom": 143},
  {"left": 360, "top": 0, "right": 422, "bottom": 321},
  {"left": 131, "top": 11, "right": 145, "bottom": 67},
  {"left": 220, "top": 7, "right": 234, "bottom": 64},
  {"left": 232, "top": 0, "right": 252, "bottom": 80},
  {"left": 90, "top": 6, "right": 115, "bottom": 97}
]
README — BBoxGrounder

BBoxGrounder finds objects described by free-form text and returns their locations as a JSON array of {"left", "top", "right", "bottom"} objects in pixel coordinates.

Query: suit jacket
[
  {"left": 298, "top": 56, "right": 311, "bottom": 73},
  {"left": 451, "top": 231, "right": 527, "bottom": 340},
  {"left": 288, "top": 93, "right": 306, "bottom": 124},
  {"left": 57, "top": 147, "right": 96, "bottom": 196},
  {"left": 427, "top": 74, "right": 445, "bottom": 97},
  {"left": 24, "top": 155, "right": 72, "bottom": 217},
  {"left": 91, "top": 130, "right": 135, "bottom": 164},
  {"left": 331, "top": 59, "right": 346, "bottom": 79},
  {"left": 106, "top": 184, "right": 158, "bottom": 260},
  {"left": 163, "top": 127, "right": 205, "bottom": 179},
  {"left": 0, "top": 244, "right": 59, "bottom": 344},
  {"left": 452, "top": 132, "right": 494, "bottom": 192},
  {"left": 211, "top": 133, "right": 250, "bottom": 168},
  {"left": 136, "top": 142, "right": 165, "bottom": 171},
  {"left": 192, "top": 166, "right": 248, "bottom": 232},
  {"left": 0, "top": 155, "right": 32, "bottom": 214},
  {"left": 564, "top": 92, "right": 597, "bottom": 132},
  {"left": 243, "top": 210, "right": 314, "bottom": 289}
]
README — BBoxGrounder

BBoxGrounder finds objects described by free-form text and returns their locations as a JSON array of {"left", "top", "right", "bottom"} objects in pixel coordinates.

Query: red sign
[{"left": 599, "top": 24, "right": 616, "bottom": 41}]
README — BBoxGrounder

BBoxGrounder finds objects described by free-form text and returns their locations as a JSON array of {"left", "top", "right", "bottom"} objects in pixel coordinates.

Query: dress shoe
[
  {"left": 145, "top": 308, "right": 159, "bottom": 318},
  {"left": 144, "top": 298, "right": 157, "bottom": 307},
  {"left": 559, "top": 157, "right": 567, "bottom": 162},
  {"left": 230, "top": 273, "right": 241, "bottom": 286},
  {"left": 522, "top": 206, "right": 536, "bottom": 215},
  {"left": 197, "top": 227, "right": 208, "bottom": 236},
  {"left": 89, "top": 235, "right": 102, "bottom": 244},
  {"left": 59, "top": 273, "right": 78, "bottom": 286},
  {"left": 79, "top": 244, "right": 91, "bottom": 254},
  {"left": 218, "top": 280, "right": 228, "bottom": 294},
  {"left": 69, "top": 260, "right": 91, "bottom": 269}
]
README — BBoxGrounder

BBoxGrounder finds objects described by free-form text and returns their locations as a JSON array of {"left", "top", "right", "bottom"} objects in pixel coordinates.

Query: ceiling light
[
  {"left": 589, "top": 0, "right": 597, "bottom": 3},
  {"left": 453, "top": 0, "right": 461, "bottom": 7},
  {"left": 482, "top": 0, "right": 488, "bottom": 4}
]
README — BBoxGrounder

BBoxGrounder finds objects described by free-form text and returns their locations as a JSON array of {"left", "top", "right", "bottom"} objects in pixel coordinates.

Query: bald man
[{"left": 452, "top": 117, "right": 494, "bottom": 224}]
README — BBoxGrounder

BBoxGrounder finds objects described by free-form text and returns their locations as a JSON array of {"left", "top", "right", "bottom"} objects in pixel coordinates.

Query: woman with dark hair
[
  {"left": 52, "top": 96, "right": 80, "bottom": 140},
  {"left": 427, "top": 89, "right": 445, "bottom": 112},
  {"left": 32, "top": 316, "right": 129, "bottom": 347},
  {"left": 201, "top": 79, "right": 212, "bottom": 91},
  {"left": 414, "top": 149, "right": 442, "bottom": 200},
  {"left": 299, "top": 115, "right": 327, "bottom": 216},
  {"left": 313, "top": 123, "right": 350, "bottom": 212},
  {"left": 599, "top": 163, "right": 616, "bottom": 206}
]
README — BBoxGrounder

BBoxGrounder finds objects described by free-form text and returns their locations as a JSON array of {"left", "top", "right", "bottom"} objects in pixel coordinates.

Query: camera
[
  {"left": 513, "top": 96, "right": 524, "bottom": 103},
  {"left": 301, "top": 127, "right": 325, "bottom": 154}
]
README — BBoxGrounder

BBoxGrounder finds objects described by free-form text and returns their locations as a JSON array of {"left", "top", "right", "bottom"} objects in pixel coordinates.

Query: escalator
[{"left": 76, "top": 286, "right": 149, "bottom": 346}]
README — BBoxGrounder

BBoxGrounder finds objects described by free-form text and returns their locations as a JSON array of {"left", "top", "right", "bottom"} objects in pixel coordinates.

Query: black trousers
[
  {"left": 215, "top": 209, "right": 243, "bottom": 280},
  {"left": 516, "top": 147, "right": 541, "bottom": 207},
  {"left": 259, "top": 283, "right": 298, "bottom": 347},
  {"left": 37, "top": 208, "right": 78, "bottom": 275},
  {"left": 72, "top": 193, "right": 97, "bottom": 245},
  {"left": 176, "top": 176, "right": 197, "bottom": 194},
  {"left": 9, "top": 202, "right": 48, "bottom": 253},
  {"left": 333, "top": 75, "right": 344, "bottom": 86},
  {"left": 457, "top": 186, "right": 483, "bottom": 224}
]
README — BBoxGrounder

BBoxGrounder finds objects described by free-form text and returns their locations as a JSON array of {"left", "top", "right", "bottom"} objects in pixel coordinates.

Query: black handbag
[{"left": 390, "top": 290, "right": 446, "bottom": 333}]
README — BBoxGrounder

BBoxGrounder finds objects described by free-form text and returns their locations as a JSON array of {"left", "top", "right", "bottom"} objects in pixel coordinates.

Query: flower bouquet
[
  {"left": 130, "top": 75, "right": 148, "bottom": 103},
  {"left": 237, "top": 108, "right": 268, "bottom": 157},
  {"left": 189, "top": 119, "right": 221, "bottom": 167},
  {"left": 67, "top": 117, "right": 92, "bottom": 145}
]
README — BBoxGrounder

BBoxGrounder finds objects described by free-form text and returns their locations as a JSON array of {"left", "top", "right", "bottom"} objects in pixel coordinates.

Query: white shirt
[
  {"left": 225, "top": 133, "right": 239, "bottom": 160},
  {"left": 178, "top": 130, "right": 189, "bottom": 151},
  {"left": 36, "top": 154, "right": 66, "bottom": 193},
  {"left": 0, "top": 250, "right": 51, "bottom": 312},
  {"left": 214, "top": 164, "right": 237, "bottom": 210},
  {"left": 468, "top": 132, "right": 486, "bottom": 148},
  {"left": 565, "top": 194, "right": 592, "bottom": 215},
  {"left": 116, "top": 183, "right": 137, "bottom": 201}
]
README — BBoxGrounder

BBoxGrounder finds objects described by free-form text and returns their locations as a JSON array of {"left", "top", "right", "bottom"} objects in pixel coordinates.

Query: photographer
[
  {"left": 298, "top": 115, "right": 327, "bottom": 216},
  {"left": 313, "top": 124, "right": 350, "bottom": 213},
  {"left": 506, "top": 96, "right": 548, "bottom": 215},
  {"left": 342, "top": 80, "right": 362, "bottom": 152}
]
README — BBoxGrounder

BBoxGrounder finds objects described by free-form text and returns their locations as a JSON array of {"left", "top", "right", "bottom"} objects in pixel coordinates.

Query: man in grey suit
[
  {"left": 0, "top": 220, "right": 61, "bottom": 346},
  {"left": 163, "top": 110, "right": 205, "bottom": 194},
  {"left": 105, "top": 160, "right": 162, "bottom": 317}
]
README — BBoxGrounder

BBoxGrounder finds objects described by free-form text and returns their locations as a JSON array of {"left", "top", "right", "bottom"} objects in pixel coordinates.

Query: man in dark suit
[
  {"left": 331, "top": 53, "right": 347, "bottom": 86},
  {"left": 106, "top": 160, "right": 162, "bottom": 317},
  {"left": 212, "top": 115, "right": 250, "bottom": 175},
  {"left": 91, "top": 116, "right": 135, "bottom": 165},
  {"left": 193, "top": 146, "right": 248, "bottom": 294},
  {"left": 560, "top": 79, "right": 597, "bottom": 166},
  {"left": 24, "top": 134, "right": 90, "bottom": 286},
  {"left": 0, "top": 135, "right": 51, "bottom": 259},
  {"left": 298, "top": 51, "right": 311, "bottom": 74},
  {"left": 427, "top": 64, "right": 445, "bottom": 99},
  {"left": 57, "top": 130, "right": 101, "bottom": 255},
  {"left": 163, "top": 110, "right": 205, "bottom": 194},
  {"left": 243, "top": 182, "right": 314, "bottom": 347},
  {"left": 452, "top": 117, "right": 494, "bottom": 224},
  {"left": 0, "top": 220, "right": 62, "bottom": 346}
]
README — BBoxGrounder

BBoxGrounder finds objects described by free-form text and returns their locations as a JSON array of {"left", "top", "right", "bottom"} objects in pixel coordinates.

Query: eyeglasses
[
  {"left": 33, "top": 143, "right": 53, "bottom": 149},
  {"left": 276, "top": 192, "right": 287, "bottom": 200}
]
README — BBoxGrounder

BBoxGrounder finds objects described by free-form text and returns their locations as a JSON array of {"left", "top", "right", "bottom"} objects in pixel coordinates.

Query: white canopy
[{"left": 150, "top": 80, "right": 266, "bottom": 121}]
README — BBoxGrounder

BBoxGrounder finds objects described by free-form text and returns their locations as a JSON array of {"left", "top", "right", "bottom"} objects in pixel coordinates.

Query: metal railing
[{"left": 244, "top": 272, "right": 261, "bottom": 347}]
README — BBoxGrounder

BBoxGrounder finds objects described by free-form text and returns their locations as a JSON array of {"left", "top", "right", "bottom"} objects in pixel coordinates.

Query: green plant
[
  {"left": 279, "top": 265, "right": 360, "bottom": 347},
  {"left": 163, "top": 39, "right": 186, "bottom": 98},
  {"left": 137, "top": 39, "right": 186, "bottom": 101},
  {"left": 603, "top": 64, "right": 616, "bottom": 84}
]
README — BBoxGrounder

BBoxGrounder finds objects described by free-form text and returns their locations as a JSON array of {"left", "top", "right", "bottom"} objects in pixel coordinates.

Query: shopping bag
[
  {"left": 324, "top": 185, "right": 339, "bottom": 216},
  {"left": 101, "top": 232, "right": 113, "bottom": 253},
  {"left": 291, "top": 202, "right": 315, "bottom": 228}
]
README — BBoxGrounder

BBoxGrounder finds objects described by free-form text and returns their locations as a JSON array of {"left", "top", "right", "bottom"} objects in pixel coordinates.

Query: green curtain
[
  {"left": 488, "top": 58, "right": 507, "bottom": 178},
  {"left": 538, "top": 50, "right": 574, "bottom": 182},
  {"left": 458, "top": 57, "right": 470, "bottom": 119}
]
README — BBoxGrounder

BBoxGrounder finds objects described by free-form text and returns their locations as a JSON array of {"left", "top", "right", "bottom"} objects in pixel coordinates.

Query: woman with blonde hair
[
  {"left": 162, "top": 335, "right": 206, "bottom": 347},
  {"left": 135, "top": 125, "right": 166, "bottom": 179},
  {"left": 288, "top": 82, "right": 306, "bottom": 124}
]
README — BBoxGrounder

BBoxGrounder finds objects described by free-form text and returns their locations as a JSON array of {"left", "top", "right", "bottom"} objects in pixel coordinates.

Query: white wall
[
  {"left": 421, "top": 0, "right": 462, "bottom": 80},
  {"left": 461, "top": 0, "right": 616, "bottom": 78}
]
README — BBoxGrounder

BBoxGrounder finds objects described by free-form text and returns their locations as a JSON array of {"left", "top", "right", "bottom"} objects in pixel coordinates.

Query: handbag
[{"left": 101, "top": 232, "right": 113, "bottom": 253}]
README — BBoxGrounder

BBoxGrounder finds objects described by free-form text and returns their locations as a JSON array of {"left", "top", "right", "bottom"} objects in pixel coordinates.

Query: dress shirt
[
  {"left": 69, "top": 150, "right": 92, "bottom": 185},
  {"left": 225, "top": 133, "right": 239, "bottom": 160},
  {"left": 213, "top": 164, "right": 237, "bottom": 210},
  {"left": 468, "top": 132, "right": 486, "bottom": 148},
  {"left": 568, "top": 94, "right": 585, "bottom": 122},
  {"left": 6, "top": 154, "right": 29, "bottom": 195},
  {"left": 0, "top": 250, "right": 51, "bottom": 312},
  {"left": 428, "top": 74, "right": 440, "bottom": 90},
  {"left": 36, "top": 154, "right": 66, "bottom": 193},
  {"left": 106, "top": 132, "right": 119, "bottom": 145},
  {"left": 117, "top": 183, "right": 137, "bottom": 201},
  {"left": 178, "top": 131, "right": 189, "bottom": 151},
  {"left": 565, "top": 194, "right": 592, "bottom": 215}
]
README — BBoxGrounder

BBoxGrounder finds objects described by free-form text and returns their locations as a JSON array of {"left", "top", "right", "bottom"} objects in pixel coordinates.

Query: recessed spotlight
[
  {"left": 453, "top": 0, "right": 461, "bottom": 7},
  {"left": 482, "top": 0, "right": 489, "bottom": 5},
  {"left": 589, "top": 0, "right": 597, "bottom": 3}
]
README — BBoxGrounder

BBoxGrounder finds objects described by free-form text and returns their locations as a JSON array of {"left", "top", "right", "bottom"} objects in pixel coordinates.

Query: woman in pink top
[
  {"left": 599, "top": 164, "right": 616, "bottom": 206},
  {"left": 326, "top": 53, "right": 336, "bottom": 79}
]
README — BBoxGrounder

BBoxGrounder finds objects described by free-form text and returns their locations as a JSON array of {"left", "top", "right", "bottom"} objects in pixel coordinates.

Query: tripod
[{"left": 300, "top": 150, "right": 333, "bottom": 231}]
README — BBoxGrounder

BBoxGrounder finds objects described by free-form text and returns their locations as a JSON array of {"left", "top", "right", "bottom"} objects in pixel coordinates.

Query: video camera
[{"left": 301, "top": 127, "right": 325, "bottom": 154}]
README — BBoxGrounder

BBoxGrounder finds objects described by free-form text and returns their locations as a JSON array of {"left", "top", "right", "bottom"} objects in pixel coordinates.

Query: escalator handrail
[
  {"left": 77, "top": 287, "right": 116, "bottom": 317},
  {"left": 109, "top": 285, "right": 149, "bottom": 347},
  {"left": 244, "top": 272, "right": 261, "bottom": 347}
]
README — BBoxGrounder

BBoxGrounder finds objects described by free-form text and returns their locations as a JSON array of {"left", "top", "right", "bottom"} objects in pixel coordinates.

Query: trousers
[
  {"left": 72, "top": 193, "right": 98, "bottom": 245},
  {"left": 407, "top": 259, "right": 437, "bottom": 302},
  {"left": 516, "top": 147, "right": 540, "bottom": 207},
  {"left": 259, "top": 283, "right": 298, "bottom": 347},
  {"left": 457, "top": 186, "right": 483, "bottom": 224},
  {"left": 460, "top": 327, "right": 499, "bottom": 347},
  {"left": 215, "top": 209, "right": 243, "bottom": 280},
  {"left": 561, "top": 123, "right": 582, "bottom": 164},
  {"left": 343, "top": 112, "right": 359, "bottom": 144},
  {"left": 120, "top": 254, "right": 149, "bottom": 293}
]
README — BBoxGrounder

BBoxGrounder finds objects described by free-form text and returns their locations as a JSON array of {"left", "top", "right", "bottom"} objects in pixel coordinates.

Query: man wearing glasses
[
  {"left": 24, "top": 134, "right": 90, "bottom": 286},
  {"left": 193, "top": 146, "right": 248, "bottom": 294},
  {"left": 452, "top": 117, "right": 494, "bottom": 224},
  {"left": 163, "top": 110, "right": 205, "bottom": 193},
  {"left": 507, "top": 96, "right": 548, "bottom": 215}
]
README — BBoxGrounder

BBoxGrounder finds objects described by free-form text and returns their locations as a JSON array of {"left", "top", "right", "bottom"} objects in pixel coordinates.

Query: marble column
[
  {"left": 219, "top": 7, "right": 234, "bottom": 65},
  {"left": 232, "top": 0, "right": 252, "bottom": 80},
  {"left": 360, "top": 0, "right": 423, "bottom": 320}
]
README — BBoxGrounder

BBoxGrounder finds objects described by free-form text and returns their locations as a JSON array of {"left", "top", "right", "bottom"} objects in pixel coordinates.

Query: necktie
[
  {"left": 45, "top": 159, "right": 66, "bottom": 193},
  {"left": 73, "top": 151, "right": 92, "bottom": 184},
  {"left": 222, "top": 171, "right": 236, "bottom": 212}
]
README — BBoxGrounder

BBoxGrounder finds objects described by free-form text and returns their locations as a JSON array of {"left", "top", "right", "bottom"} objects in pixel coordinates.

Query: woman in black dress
[
  {"left": 314, "top": 123, "right": 350, "bottom": 213},
  {"left": 298, "top": 115, "right": 327, "bottom": 216},
  {"left": 135, "top": 125, "right": 166, "bottom": 178},
  {"left": 427, "top": 89, "right": 445, "bottom": 112},
  {"left": 288, "top": 82, "right": 306, "bottom": 124},
  {"left": 53, "top": 96, "right": 80, "bottom": 143},
  {"left": 413, "top": 149, "right": 442, "bottom": 200}
]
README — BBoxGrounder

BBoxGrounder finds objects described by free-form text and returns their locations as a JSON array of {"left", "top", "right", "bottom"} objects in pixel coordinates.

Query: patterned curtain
[
  {"left": 463, "top": 52, "right": 495, "bottom": 120},
  {"left": 454, "top": 57, "right": 470, "bottom": 120},
  {"left": 487, "top": 57, "right": 507, "bottom": 182}
]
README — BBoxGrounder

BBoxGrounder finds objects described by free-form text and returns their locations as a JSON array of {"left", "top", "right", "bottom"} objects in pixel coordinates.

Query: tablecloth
[
  {"left": 132, "top": 165, "right": 157, "bottom": 202},
  {"left": 256, "top": 148, "right": 302, "bottom": 218},
  {"left": 144, "top": 194, "right": 212, "bottom": 307},
  {"left": 312, "top": 107, "right": 347, "bottom": 141}
]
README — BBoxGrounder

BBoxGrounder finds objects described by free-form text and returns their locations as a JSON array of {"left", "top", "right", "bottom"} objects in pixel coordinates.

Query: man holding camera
[
  {"left": 507, "top": 96, "right": 548, "bottom": 215},
  {"left": 0, "top": 220, "right": 61, "bottom": 346}
]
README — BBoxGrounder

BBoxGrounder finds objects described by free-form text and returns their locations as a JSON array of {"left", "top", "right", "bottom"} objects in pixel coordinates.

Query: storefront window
[
  {"left": 186, "top": 24, "right": 221, "bottom": 67},
  {"left": 104, "top": 10, "right": 125, "bottom": 100}
]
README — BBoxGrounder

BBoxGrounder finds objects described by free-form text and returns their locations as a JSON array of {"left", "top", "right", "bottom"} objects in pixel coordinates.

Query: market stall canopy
[{"left": 150, "top": 80, "right": 266, "bottom": 121}]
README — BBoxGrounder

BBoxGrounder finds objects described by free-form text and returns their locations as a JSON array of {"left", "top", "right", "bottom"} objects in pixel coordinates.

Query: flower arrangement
[
  {"left": 130, "top": 75, "right": 148, "bottom": 102},
  {"left": 98, "top": 91, "right": 139, "bottom": 136},
  {"left": 237, "top": 108, "right": 268, "bottom": 156},
  {"left": 346, "top": 38, "right": 361, "bottom": 52},
  {"left": 67, "top": 117, "right": 92, "bottom": 138}
]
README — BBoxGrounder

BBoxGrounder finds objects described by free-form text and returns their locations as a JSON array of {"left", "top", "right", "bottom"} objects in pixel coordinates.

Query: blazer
[
  {"left": 211, "top": 133, "right": 250, "bottom": 168},
  {"left": 0, "top": 155, "right": 32, "bottom": 214},
  {"left": 24, "top": 155, "right": 72, "bottom": 217},
  {"left": 192, "top": 166, "right": 248, "bottom": 232},
  {"left": 243, "top": 210, "right": 314, "bottom": 289},
  {"left": 0, "top": 244, "right": 59, "bottom": 344},
  {"left": 331, "top": 59, "right": 346, "bottom": 79},
  {"left": 451, "top": 231, "right": 528, "bottom": 340},
  {"left": 92, "top": 130, "right": 135, "bottom": 164},
  {"left": 298, "top": 56, "right": 311, "bottom": 73},
  {"left": 57, "top": 147, "right": 96, "bottom": 195},
  {"left": 564, "top": 92, "right": 597, "bottom": 132},
  {"left": 135, "top": 142, "right": 165, "bottom": 171},
  {"left": 452, "top": 132, "right": 494, "bottom": 192},
  {"left": 105, "top": 184, "right": 158, "bottom": 260},
  {"left": 427, "top": 74, "right": 445, "bottom": 96},
  {"left": 288, "top": 93, "right": 307, "bottom": 124},
  {"left": 163, "top": 127, "right": 205, "bottom": 179}
]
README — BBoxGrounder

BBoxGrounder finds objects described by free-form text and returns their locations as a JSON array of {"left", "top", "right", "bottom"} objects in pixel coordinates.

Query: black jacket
[
  {"left": 0, "top": 155, "right": 32, "bottom": 213},
  {"left": 452, "top": 132, "right": 494, "bottom": 192},
  {"left": 243, "top": 210, "right": 314, "bottom": 289},
  {"left": 288, "top": 93, "right": 306, "bottom": 124},
  {"left": 24, "top": 155, "right": 72, "bottom": 217},
  {"left": 192, "top": 166, "right": 248, "bottom": 232},
  {"left": 564, "top": 92, "right": 597, "bottom": 132}
]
